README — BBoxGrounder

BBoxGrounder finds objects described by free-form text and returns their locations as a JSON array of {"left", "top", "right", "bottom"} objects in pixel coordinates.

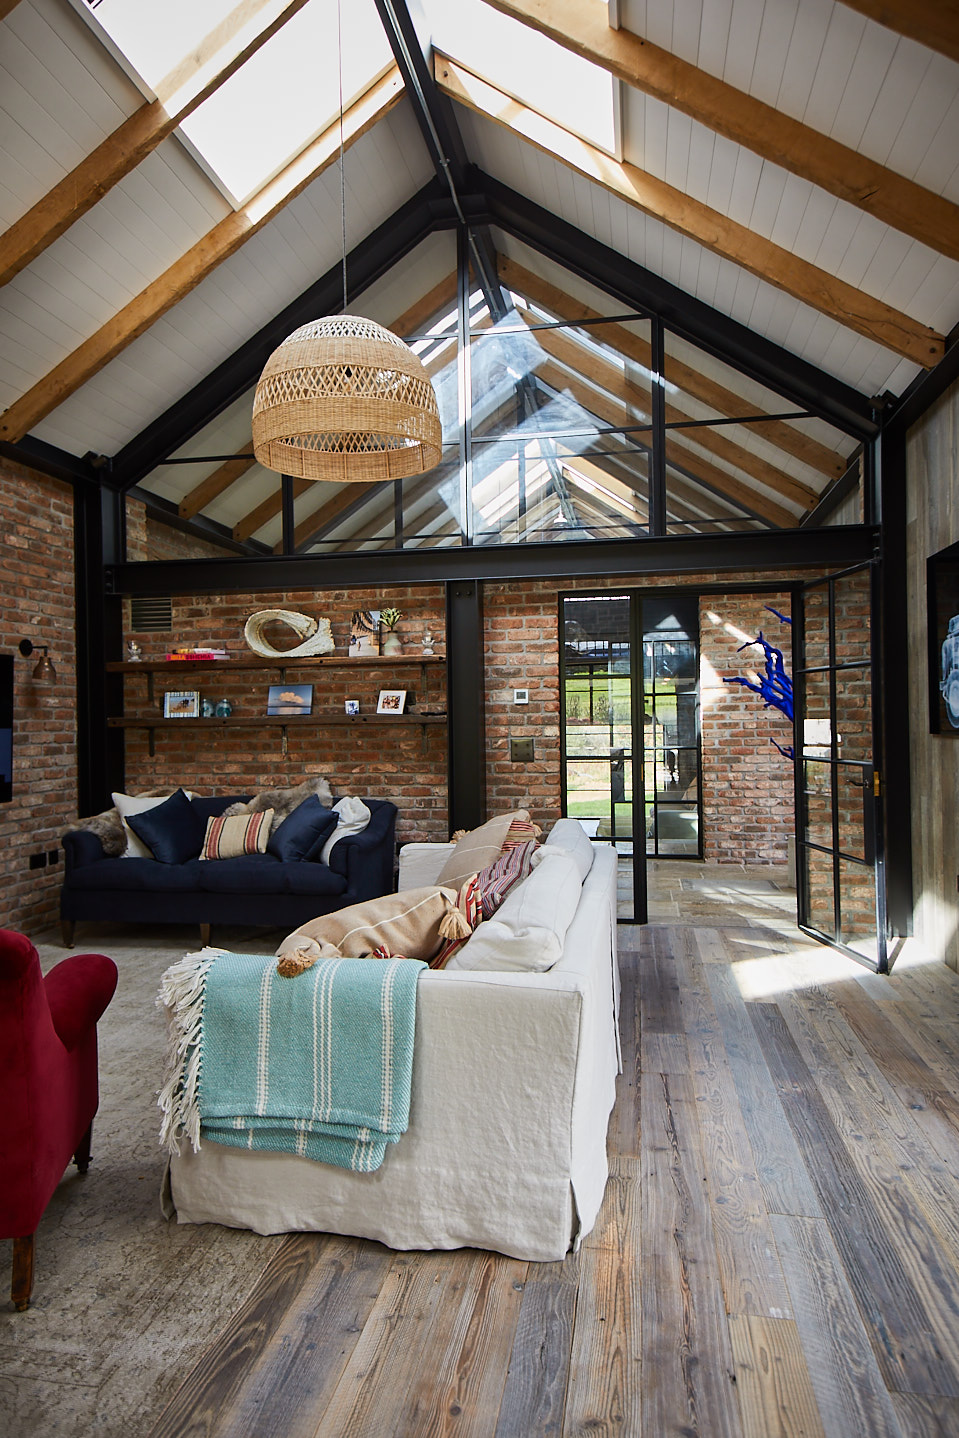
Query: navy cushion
[
  {"left": 197, "top": 854, "right": 288, "bottom": 895},
  {"left": 267, "top": 796, "right": 338, "bottom": 862},
  {"left": 127, "top": 788, "right": 205, "bottom": 864},
  {"left": 67, "top": 858, "right": 205, "bottom": 892}
]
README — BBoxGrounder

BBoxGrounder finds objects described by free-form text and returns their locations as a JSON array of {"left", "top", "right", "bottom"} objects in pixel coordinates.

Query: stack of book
[{"left": 165, "top": 646, "right": 231, "bottom": 661}]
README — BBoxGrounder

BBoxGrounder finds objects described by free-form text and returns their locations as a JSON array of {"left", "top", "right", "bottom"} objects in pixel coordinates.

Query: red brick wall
[
  {"left": 0, "top": 459, "right": 78, "bottom": 935},
  {"left": 119, "top": 584, "right": 448, "bottom": 846},
  {"left": 699, "top": 595, "right": 794, "bottom": 864},
  {"left": 482, "top": 574, "right": 798, "bottom": 866}
]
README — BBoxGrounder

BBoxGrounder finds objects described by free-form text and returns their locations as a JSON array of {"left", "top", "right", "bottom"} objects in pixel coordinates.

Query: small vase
[{"left": 381, "top": 631, "right": 403, "bottom": 656}]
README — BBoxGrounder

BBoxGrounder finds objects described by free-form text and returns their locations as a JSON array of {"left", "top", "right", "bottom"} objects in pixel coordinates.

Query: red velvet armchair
[{"left": 0, "top": 928, "right": 117, "bottom": 1310}]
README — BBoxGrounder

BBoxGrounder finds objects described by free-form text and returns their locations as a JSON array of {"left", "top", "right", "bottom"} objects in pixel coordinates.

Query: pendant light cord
[{"left": 337, "top": 0, "right": 347, "bottom": 313}]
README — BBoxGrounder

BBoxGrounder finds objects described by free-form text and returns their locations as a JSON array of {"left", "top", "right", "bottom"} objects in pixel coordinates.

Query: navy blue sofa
[{"left": 60, "top": 794, "right": 397, "bottom": 946}]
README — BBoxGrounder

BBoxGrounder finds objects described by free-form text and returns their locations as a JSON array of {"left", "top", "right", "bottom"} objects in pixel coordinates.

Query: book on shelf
[{"left": 164, "top": 647, "right": 231, "bottom": 661}]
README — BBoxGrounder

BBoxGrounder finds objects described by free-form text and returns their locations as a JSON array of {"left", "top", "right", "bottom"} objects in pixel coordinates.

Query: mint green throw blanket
[{"left": 158, "top": 950, "right": 425, "bottom": 1172}]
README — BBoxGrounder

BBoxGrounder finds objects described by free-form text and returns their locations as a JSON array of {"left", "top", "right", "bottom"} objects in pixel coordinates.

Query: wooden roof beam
[
  {"left": 482, "top": 0, "right": 959, "bottom": 260},
  {"left": 0, "top": 0, "right": 312, "bottom": 287},
  {"left": 0, "top": 67, "right": 403, "bottom": 446},
  {"left": 838, "top": 1, "right": 959, "bottom": 64},
  {"left": 436, "top": 57, "right": 944, "bottom": 368},
  {"left": 498, "top": 255, "right": 849, "bottom": 480}
]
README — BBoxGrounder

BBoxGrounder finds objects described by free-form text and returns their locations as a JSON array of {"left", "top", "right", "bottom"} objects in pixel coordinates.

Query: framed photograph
[
  {"left": 928, "top": 541, "right": 959, "bottom": 733},
  {"left": 349, "top": 609, "right": 381, "bottom": 658},
  {"left": 163, "top": 690, "right": 200, "bottom": 718},
  {"left": 344, "top": 699, "right": 360, "bottom": 715},
  {"left": 267, "top": 683, "right": 313, "bottom": 716},
  {"left": 376, "top": 688, "right": 407, "bottom": 715}
]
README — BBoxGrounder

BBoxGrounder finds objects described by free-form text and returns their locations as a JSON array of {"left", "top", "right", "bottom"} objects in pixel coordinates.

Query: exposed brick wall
[
  {"left": 700, "top": 594, "right": 794, "bottom": 864},
  {"left": 118, "top": 584, "right": 448, "bottom": 847},
  {"left": 0, "top": 459, "right": 78, "bottom": 935},
  {"left": 483, "top": 573, "right": 802, "bottom": 866}
]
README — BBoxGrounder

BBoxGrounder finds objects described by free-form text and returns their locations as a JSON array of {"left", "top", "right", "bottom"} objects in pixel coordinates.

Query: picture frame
[
  {"left": 376, "top": 688, "right": 407, "bottom": 715},
  {"left": 928, "top": 541, "right": 959, "bottom": 733},
  {"left": 344, "top": 699, "right": 360, "bottom": 715},
  {"left": 349, "top": 609, "right": 381, "bottom": 658},
  {"left": 266, "top": 683, "right": 313, "bottom": 716},
  {"left": 163, "top": 690, "right": 200, "bottom": 718}
]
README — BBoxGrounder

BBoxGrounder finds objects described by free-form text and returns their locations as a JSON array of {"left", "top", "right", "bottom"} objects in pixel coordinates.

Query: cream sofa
[{"left": 163, "top": 824, "right": 621, "bottom": 1262}]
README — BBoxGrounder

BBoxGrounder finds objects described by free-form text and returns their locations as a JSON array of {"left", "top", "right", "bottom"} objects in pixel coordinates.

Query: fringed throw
[{"left": 158, "top": 948, "right": 424, "bottom": 1171}]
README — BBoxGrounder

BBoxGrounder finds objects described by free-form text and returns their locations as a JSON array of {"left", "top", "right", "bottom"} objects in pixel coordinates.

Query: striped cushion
[
  {"left": 500, "top": 816, "right": 542, "bottom": 851},
  {"left": 430, "top": 838, "right": 539, "bottom": 969},
  {"left": 200, "top": 809, "right": 274, "bottom": 860}
]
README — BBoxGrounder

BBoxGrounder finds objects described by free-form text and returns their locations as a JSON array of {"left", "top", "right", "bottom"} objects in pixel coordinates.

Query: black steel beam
[
  {"left": 73, "top": 482, "right": 125, "bottom": 814},
  {"left": 106, "top": 524, "right": 877, "bottom": 597},
  {"left": 884, "top": 323, "right": 959, "bottom": 437},
  {"left": 876, "top": 425, "right": 914, "bottom": 936},
  {"left": 476, "top": 170, "right": 878, "bottom": 442},
  {"left": 0, "top": 435, "right": 100, "bottom": 488},
  {"left": 110, "top": 179, "right": 449, "bottom": 492},
  {"left": 445, "top": 578, "right": 486, "bottom": 832},
  {"left": 374, "top": 0, "right": 471, "bottom": 190}
]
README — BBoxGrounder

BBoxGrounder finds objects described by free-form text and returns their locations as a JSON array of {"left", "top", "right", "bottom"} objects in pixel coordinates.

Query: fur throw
[
  {"left": 66, "top": 808, "right": 126, "bottom": 857},
  {"left": 222, "top": 775, "right": 333, "bottom": 822}
]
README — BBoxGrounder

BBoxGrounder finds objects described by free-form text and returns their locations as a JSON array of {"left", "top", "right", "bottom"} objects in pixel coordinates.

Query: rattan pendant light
[
  {"left": 251, "top": 0, "right": 441, "bottom": 484},
  {"left": 252, "top": 315, "right": 442, "bottom": 483}
]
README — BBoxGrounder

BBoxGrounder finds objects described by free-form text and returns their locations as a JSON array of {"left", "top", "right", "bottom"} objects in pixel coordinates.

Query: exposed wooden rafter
[
  {"left": 838, "top": 0, "right": 959, "bottom": 64},
  {"left": 0, "top": 0, "right": 22, "bottom": 22},
  {"left": 0, "top": 0, "right": 312, "bottom": 287},
  {"left": 0, "top": 67, "right": 404, "bottom": 446},
  {"left": 435, "top": 56, "right": 945, "bottom": 368},
  {"left": 497, "top": 257, "right": 849, "bottom": 480},
  {"left": 481, "top": 0, "right": 959, "bottom": 262}
]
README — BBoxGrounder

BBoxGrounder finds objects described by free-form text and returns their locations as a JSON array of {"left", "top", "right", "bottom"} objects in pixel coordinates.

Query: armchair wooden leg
[
  {"left": 12, "top": 1234, "right": 35, "bottom": 1311},
  {"left": 74, "top": 1121, "right": 93, "bottom": 1174},
  {"left": 199, "top": 923, "right": 211, "bottom": 946},
  {"left": 61, "top": 919, "right": 75, "bottom": 947}
]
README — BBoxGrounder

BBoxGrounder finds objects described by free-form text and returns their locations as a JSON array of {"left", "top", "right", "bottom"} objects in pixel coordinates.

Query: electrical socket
[
  {"left": 47, "top": 848, "right": 60, "bottom": 865},
  {"left": 28, "top": 852, "right": 47, "bottom": 870}
]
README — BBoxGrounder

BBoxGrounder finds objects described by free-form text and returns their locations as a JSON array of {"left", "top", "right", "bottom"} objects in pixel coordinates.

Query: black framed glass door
[{"left": 794, "top": 563, "right": 888, "bottom": 970}]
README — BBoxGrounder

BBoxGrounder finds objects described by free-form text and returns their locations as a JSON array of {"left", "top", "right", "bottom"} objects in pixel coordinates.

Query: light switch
[{"left": 510, "top": 736, "right": 534, "bottom": 762}]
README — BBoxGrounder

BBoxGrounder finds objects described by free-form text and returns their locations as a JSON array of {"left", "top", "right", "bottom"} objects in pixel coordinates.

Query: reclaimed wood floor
[{"left": 150, "top": 868, "right": 959, "bottom": 1437}]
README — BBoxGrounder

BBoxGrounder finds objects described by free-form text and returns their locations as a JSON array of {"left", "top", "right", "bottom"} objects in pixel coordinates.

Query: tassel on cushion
[
  {"left": 437, "top": 906, "right": 473, "bottom": 942},
  {"left": 277, "top": 940, "right": 323, "bottom": 978}
]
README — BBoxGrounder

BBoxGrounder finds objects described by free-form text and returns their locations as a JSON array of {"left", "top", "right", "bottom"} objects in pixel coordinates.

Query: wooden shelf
[
  {"left": 107, "top": 655, "right": 445, "bottom": 674},
  {"left": 107, "top": 714, "right": 447, "bottom": 729}
]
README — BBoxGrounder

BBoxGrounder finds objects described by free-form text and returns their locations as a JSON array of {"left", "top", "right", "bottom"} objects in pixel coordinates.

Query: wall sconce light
[{"left": 19, "top": 639, "right": 56, "bottom": 682}]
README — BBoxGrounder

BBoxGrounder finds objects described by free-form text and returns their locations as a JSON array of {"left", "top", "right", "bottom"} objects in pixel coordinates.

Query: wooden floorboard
[{"left": 149, "top": 875, "right": 959, "bottom": 1437}]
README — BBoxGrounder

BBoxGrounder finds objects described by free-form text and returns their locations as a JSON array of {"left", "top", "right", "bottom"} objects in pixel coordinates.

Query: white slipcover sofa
[{"left": 163, "top": 823, "right": 621, "bottom": 1262}]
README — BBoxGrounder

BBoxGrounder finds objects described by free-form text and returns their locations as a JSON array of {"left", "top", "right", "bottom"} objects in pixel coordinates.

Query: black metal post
[
  {"left": 74, "top": 480, "right": 125, "bottom": 814},
  {"left": 445, "top": 578, "right": 485, "bottom": 834},
  {"left": 877, "top": 423, "right": 913, "bottom": 936}
]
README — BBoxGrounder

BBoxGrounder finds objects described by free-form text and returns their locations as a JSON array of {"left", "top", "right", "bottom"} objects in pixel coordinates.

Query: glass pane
[
  {"left": 802, "top": 671, "right": 832, "bottom": 741},
  {"left": 837, "top": 763, "right": 870, "bottom": 863},
  {"left": 471, "top": 435, "right": 649, "bottom": 545},
  {"left": 470, "top": 314, "right": 653, "bottom": 435},
  {"left": 838, "top": 857, "right": 879, "bottom": 963},
  {"left": 802, "top": 585, "right": 831, "bottom": 672},
  {"left": 662, "top": 328, "right": 859, "bottom": 533},
  {"left": 652, "top": 801, "right": 699, "bottom": 855},
  {"left": 803, "top": 760, "right": 833, "bottom": 850},
  {"left": 834, "top": 671, "right": 872, "bottom": 763},
  {"left": 803, "top": 846, "right": 836, "bottom": 938}
]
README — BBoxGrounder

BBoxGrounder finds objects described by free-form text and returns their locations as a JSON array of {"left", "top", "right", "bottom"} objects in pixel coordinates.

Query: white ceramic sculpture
[{"left": 243, "top": 610, "right": 335, "bottom": 659}]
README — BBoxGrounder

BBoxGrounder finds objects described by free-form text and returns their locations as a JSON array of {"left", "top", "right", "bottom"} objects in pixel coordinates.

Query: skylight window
[
  {"left": 73, "top": 0, "right": 394, "bottom": 206},
  {"left": 422, "top": 0, "right": 617, "bottom": 156}
]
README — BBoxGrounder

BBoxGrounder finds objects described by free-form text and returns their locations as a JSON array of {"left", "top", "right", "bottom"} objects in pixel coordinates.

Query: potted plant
[{"left": 380, "top": 606, "right": 403, "bottom": 655}]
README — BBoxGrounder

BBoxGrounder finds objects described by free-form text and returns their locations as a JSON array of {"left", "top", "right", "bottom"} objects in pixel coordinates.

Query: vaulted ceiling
[{"left": 1, "top": 0, "right": 957, "bottom": 555}]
